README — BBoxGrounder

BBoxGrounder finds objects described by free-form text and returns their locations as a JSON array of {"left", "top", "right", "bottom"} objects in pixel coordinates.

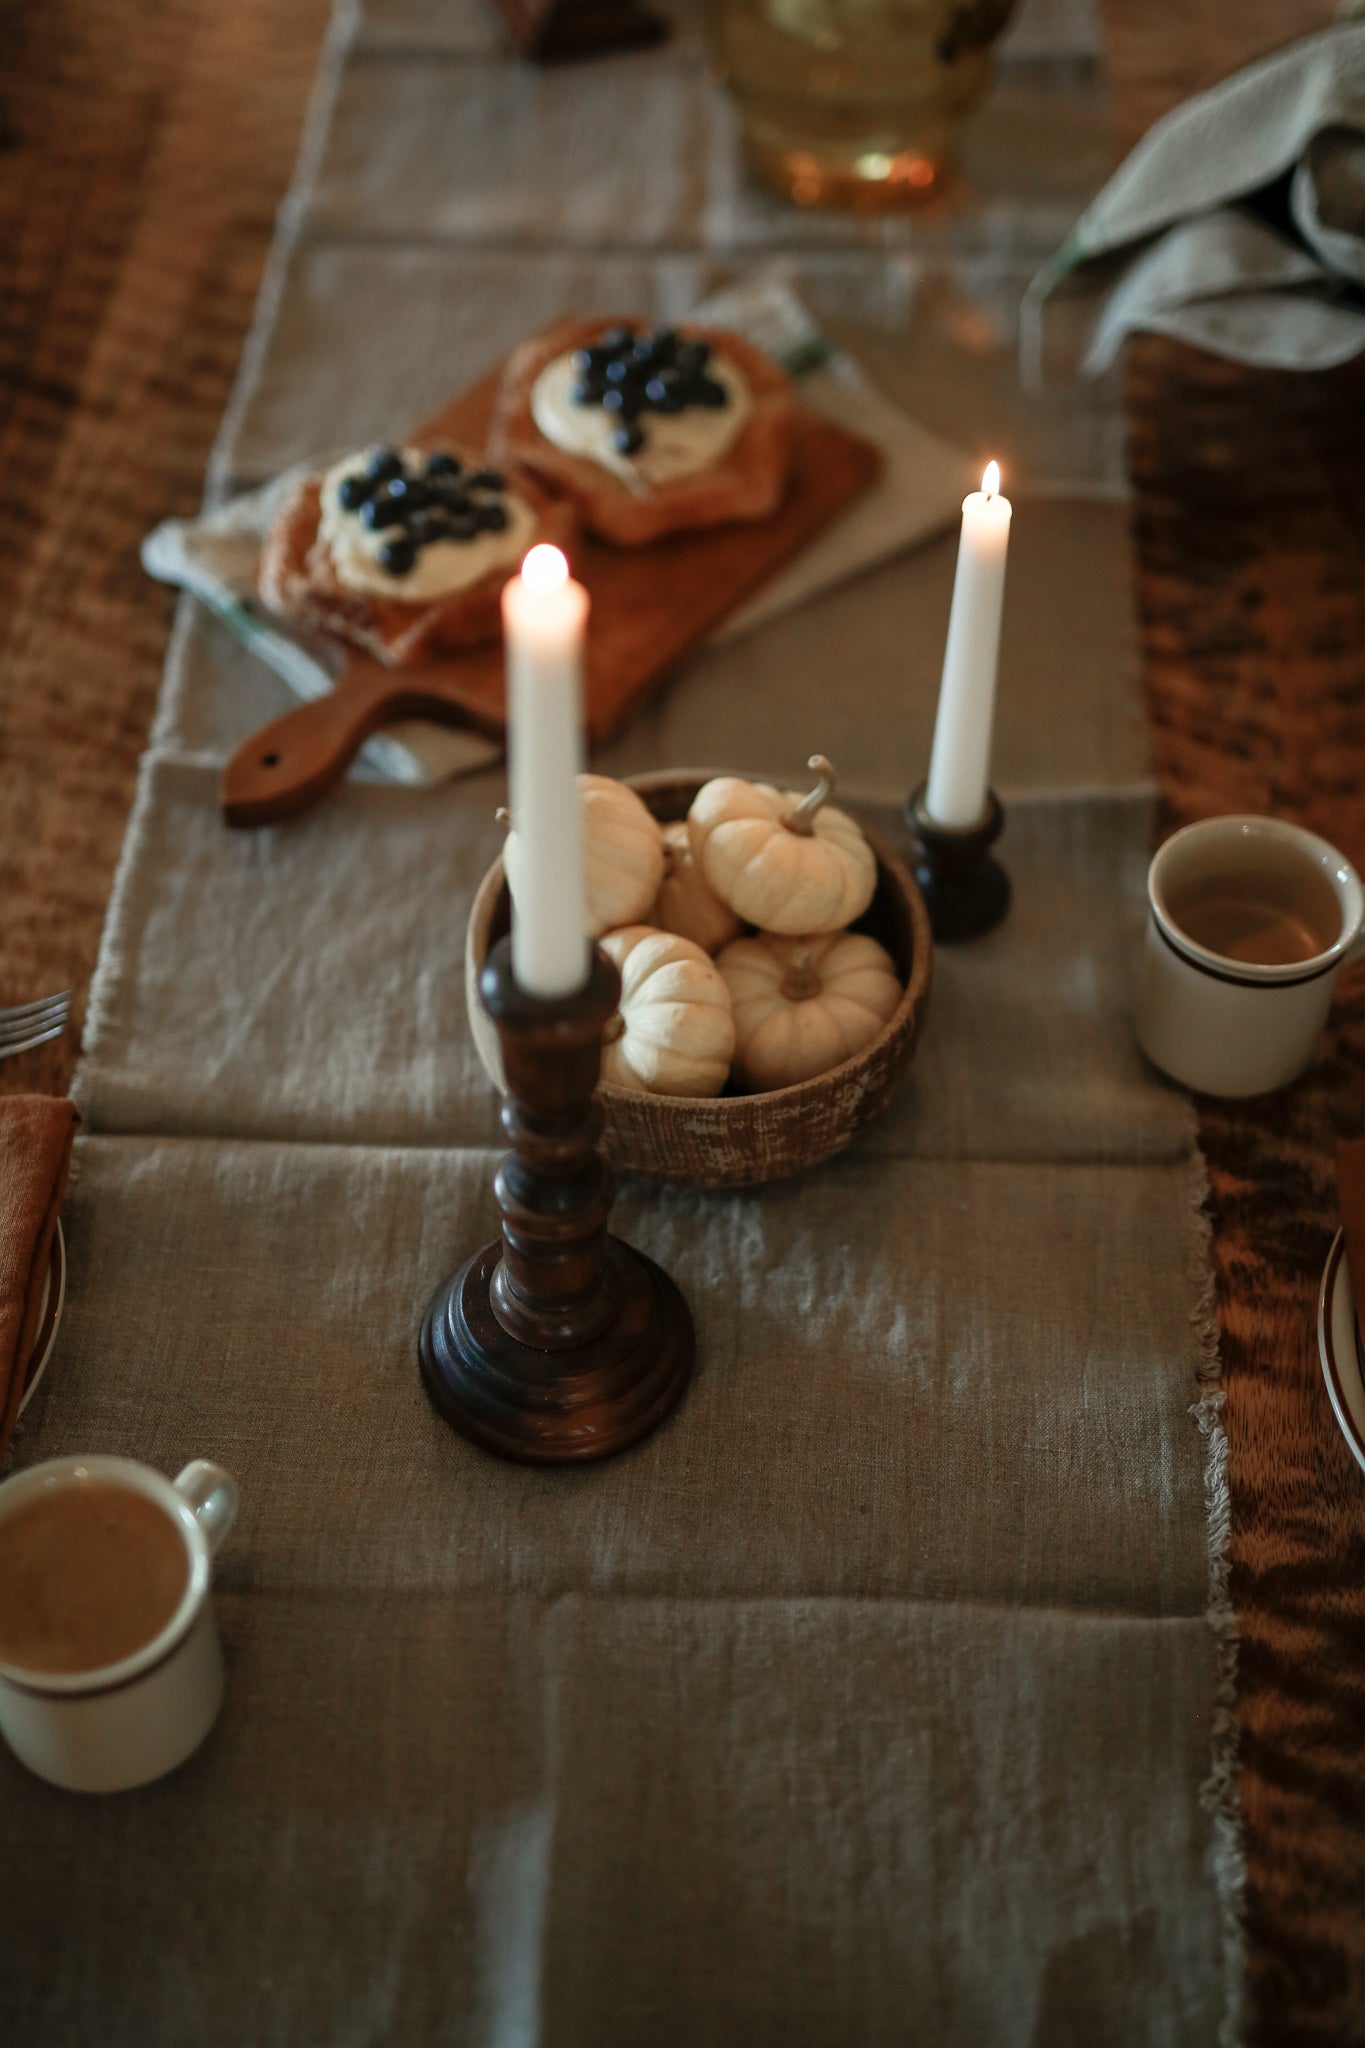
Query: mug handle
[{"left": 173, "top": 1461, "right": 240, "bottom": 1556}]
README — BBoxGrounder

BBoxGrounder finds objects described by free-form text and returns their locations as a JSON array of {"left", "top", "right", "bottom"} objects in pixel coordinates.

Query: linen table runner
[{"left": 4, "top": 3, "right": 1238, "bottom": 2042}]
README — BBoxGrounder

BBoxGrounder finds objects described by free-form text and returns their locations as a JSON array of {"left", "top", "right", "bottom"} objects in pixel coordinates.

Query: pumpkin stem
[
  {"left": 495, "top": 806, "right": 513, "bottom": 830},
  {"left": 603, "top": 1011, "right": 626, "bottom": 1045},
  {"left": 779, "top": 946, "right": 822, "bottom": 1002},
  {"left": 785, "top": 754, "right": 835, "bottom": 837}
]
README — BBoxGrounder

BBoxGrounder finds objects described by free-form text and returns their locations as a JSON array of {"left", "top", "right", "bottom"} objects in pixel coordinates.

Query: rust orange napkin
[
  {"left": 1338, "top": 1139, "right": 1365, "bottom": 1318},
  {"left": 0, "top": 1096, "right": 78, "bottom": 1456}
]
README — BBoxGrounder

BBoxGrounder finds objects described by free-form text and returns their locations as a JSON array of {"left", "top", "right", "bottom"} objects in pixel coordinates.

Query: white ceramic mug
[
  {"left": 1135, "top": 815, "right": 1365, "bottom": 1097},
  {"left": 0, "top": 1455, "right": 238, "bottom": 1793}
]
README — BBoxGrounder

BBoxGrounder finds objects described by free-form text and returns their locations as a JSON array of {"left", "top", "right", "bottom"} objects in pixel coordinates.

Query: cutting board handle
[{"left": 220, "top": 658, "right": 478, "bottom": 827}]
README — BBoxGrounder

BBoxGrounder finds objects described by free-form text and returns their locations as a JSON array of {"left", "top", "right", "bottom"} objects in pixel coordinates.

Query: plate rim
[
  {"left": 19, "top": 1219, "right": 65, "bottom": 1417},
  {"left": 1318, "top": 1228, "right": 1365, "bottom": 1476}
]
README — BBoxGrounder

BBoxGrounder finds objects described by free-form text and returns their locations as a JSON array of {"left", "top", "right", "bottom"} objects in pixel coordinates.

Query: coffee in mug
[
  {"left": 0, "top": 1483, "right": 189, "bottom": 1676},
  {"left": 1164, "top": 862, "right": 1341, "bottom": 969}
]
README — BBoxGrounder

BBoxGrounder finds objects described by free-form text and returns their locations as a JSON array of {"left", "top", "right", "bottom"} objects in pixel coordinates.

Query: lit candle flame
[
  {"left": 521, "top": 544, "right": 570, "bottom": 594},
  {"left": 981, "top": 461, "right": 1000, "bottom": 499}
]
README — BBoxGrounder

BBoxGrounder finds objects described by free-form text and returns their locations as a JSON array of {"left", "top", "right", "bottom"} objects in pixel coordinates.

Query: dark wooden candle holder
[
  {"left": 905, "top": 782, "right": 1011, "bottom": 943},
  {"left": 419, "top": 935, "right": 694, "bottom": 1465}
]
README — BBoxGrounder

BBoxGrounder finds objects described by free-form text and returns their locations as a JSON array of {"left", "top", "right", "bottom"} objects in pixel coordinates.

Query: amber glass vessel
[{"left": 710, "top": 0, "right": 1016, "bottom": 211}]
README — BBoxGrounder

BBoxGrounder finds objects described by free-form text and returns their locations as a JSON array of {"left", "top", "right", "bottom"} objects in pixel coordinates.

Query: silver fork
[{"left": 0, "top": 991, "right": 71, "bottom": 1062}]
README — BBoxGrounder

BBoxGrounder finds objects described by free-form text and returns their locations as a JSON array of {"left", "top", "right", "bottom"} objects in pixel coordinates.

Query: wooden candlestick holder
[
  {"left": 418, "top": 936, "right": 694, "bottom": 1464},
  {"left": 905, "top": 782, "right": 1011, "bottom": 942}
]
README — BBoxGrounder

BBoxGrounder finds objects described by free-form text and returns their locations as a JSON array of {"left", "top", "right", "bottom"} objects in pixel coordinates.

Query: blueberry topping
[
  {"left": 563, "top": 326, "right": 729, "bottom": 454},
  {"left": 338, "top": 445, "right": 513, "bottom": 568},
  {"left": 378, "top": 535, "right": 416, "bottom": 575}
]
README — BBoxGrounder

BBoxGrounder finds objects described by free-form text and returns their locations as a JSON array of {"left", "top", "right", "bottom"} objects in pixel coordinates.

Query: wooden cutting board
[{"left": 220, "top": 366, "right": 881, "bottom": 827}]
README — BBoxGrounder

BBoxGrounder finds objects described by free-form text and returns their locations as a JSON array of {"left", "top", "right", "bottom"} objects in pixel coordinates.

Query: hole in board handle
[{"left": 261, "top": 752, "right": 281, "bottom": 769}]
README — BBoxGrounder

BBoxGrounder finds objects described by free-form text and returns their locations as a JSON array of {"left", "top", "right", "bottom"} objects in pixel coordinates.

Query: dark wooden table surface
[{"left": 1, "top": 2, "right": 1361, "bottom": 2039}]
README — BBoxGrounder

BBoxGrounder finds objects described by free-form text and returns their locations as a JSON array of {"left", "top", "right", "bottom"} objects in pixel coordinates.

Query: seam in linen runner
[
  {"left": 204, "top": 0, "right": 361, "bottom": 512},
  {"left": 1186, "top": 1136, "right": 1246, "bottom": 2048}
]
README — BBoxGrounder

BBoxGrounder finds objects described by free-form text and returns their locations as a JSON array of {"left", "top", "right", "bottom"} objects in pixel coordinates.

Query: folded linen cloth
[
  {"left": 1025, "top": 19, "right": 1365, "bottom": 379},
  {"left": 1339, "top": 1137, "right": 1365, "bottom": 1314},
  {"left": 0, "top": 1097, "right": 78, "bottom": 1460},
  {"left": 143, "top": 276, "right": 975, "bottom": 788}
]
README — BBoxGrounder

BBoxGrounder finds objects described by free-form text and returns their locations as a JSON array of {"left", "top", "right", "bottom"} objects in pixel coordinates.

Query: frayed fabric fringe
[{"left": 1186, "top": 1139, "right": 1246, "bottom": 2048}]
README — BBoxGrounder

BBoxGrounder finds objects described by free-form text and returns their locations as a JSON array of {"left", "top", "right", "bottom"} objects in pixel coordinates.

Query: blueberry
[
  {"left": 447, "top": 514, "right": 477, "bottom": 541},
  {"left": 677, "top": 339, "right": 710, "bottom": 372},
  {"left": 696, "top": 376, "right": 728, "bottom": 408},
  {"left": 422, "top": 517, "right": 456, "bottom": 543},
  {"left": 360, "top": 495, "right": 398, "bottom": 530},
  {"left": 650, "top": 327, "right": 680, "bottom": 361},
  {"left": 601, "top": 387, "right": 626, "bottom": 414},
  {"left": 569, "top": 348, "right": 595, "bottom": 374},
  {"left": 425, "top": 451, "right": 461, "bottom": 477},
  {"left": 572, "top": 378, "right": 601, "bottom": 406},
  {"left": 645, "top": 374, "right": 684, "bottom": 413},
  {"left": 476, "top": 502, "right": 509, "bottom": 532},
  {"left": 379, "top": 536, "right": 416, "bottom": 574},
  {"left": 338, "top": 474, "right": 371, "bottom": 512},
  {"left": 432, "top": 483, "right": 473, "bottom": 513},
  {"left": 606, "top": 358, "right": 633, "bottom": 386},
  {"left": 611, "top": 422, "right": 645, "bottom": 455},
  {"left": 467, "top": 467, "right": 504, "bottom": 492},
  {"left": 386, "top": 475, "right": 426, "bottom": 510},
  {"left": 365, "top": 446, "right": 403, "bottom": 483},
  {"left": 599, "top": 325, "right": 634, "bottom": 352}
]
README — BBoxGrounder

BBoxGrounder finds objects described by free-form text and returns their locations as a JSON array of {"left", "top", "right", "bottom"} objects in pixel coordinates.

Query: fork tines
[{"left": 0, "top": 990, "right": 71, "bottom": 1060}]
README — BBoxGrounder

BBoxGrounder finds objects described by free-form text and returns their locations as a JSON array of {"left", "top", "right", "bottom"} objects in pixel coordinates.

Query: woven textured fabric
[{"left": 3, "top": 1, "right": 1234, "bottom": 2040}]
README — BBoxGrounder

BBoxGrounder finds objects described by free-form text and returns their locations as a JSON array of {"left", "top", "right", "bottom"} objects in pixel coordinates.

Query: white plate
[
  {"left": 1318, "top": 1229, "right": 1365, "bottom": 1475},
  {"left": 19, "top": 1219, "right": 65, "bottom": 1417}
]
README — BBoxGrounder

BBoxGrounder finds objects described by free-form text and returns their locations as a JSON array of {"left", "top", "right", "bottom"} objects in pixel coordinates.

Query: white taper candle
[
  {"left": 924, "top": 462, "right": 1012, "bottom": 830},
  {"left": 502, "top": 545, "right": 591, "bottom": 999}
]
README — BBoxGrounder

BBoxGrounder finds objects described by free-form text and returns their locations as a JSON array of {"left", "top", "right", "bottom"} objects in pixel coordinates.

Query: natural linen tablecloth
[{"left": 3, "top": 3, "right": 1237, "bottom": 2043}]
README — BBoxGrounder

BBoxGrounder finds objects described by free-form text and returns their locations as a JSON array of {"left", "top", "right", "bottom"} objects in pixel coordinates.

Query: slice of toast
[
  {"left": 487, "top": 318, "right": 795, "bottom": 548},
  {"left": 258, "top": 447, "right": 575, "bottom": 667}
]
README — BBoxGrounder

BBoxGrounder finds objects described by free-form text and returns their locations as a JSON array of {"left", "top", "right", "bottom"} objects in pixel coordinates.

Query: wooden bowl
[{"left": 465, "top": 770, "right": 934, "bottom": 1188}]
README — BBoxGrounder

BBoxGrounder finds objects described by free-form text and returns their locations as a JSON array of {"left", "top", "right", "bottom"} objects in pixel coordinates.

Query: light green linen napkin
[{"left": 1025, "top": 18, "right": 1365, "bottom": 379}]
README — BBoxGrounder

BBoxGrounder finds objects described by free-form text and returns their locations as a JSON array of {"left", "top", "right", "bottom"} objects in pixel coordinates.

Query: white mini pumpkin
[
  {"left": 648, "top": 822, "right": 744, "bottom": 956},
  {"left": 503, "top": 775, "right": 664, "bottom": 939},
  {"left": 688, "top": 756, "right": 876, "bottom": 935},
  {"left": 717, "top": 929, "right": 901, "bottom": 1091},
  {"left": 599, "top": 926, "right": 735, "bottom": 1099}
]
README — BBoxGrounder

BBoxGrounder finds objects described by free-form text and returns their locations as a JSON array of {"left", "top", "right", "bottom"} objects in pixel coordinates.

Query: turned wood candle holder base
[
  {"left": 418, "top": 937, "right": 694, "bottom": 1466},
  {"left": 905, "top": 783, "right": 1011, "bottom": 943}
]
